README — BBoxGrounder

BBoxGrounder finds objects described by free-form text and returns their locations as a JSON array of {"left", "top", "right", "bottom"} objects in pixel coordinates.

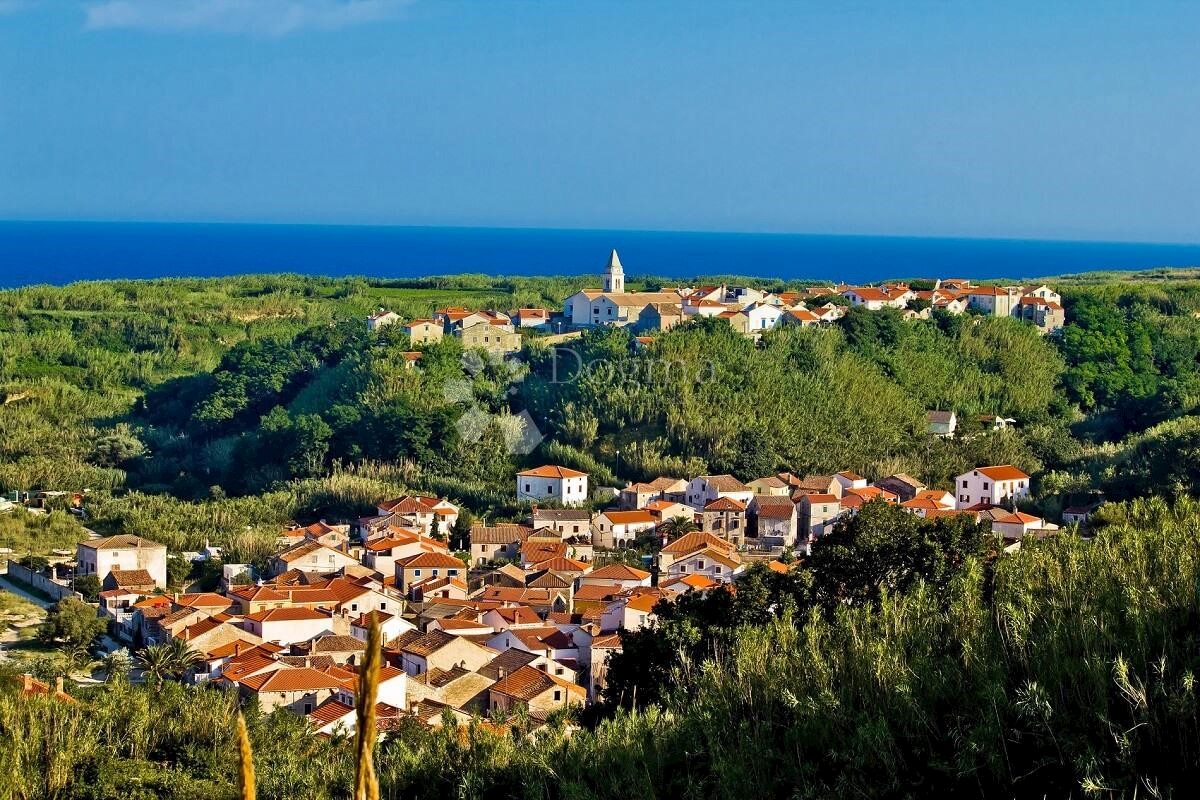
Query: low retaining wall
[{"left": 1, "top": 562, "right": 83, "bottom": 602}]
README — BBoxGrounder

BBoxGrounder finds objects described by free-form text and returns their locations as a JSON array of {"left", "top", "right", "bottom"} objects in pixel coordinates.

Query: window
[
  {"left": 714, "top": 566, "right": 722, "bottom": 574},
  {"left": 573, "top": 525, "right": 580, "bottom": 533},
  {"left": 731, "top": 519, "right": 740, "bottom": 529},
  {"left": 983, "top": 482, "right": 990, "bottom": 490},
  {"left": 351, "top": 603, "right": 358, "bottom": 612},
  {"left": 304, "top": 703, "right": 313, "bottom": 714},
  {"left": 961, "top": 480, "right": 968, "bottom": 488},
  {"left": 555, "top": 667, "right": 564, "bottom": 675},
  {"left": 379, "top": 602, "right": 387, "bottom": 610},
  {"left": 524, "top": 483, "right": 531, "bottom": 493},
  {"left": 432, "top": 569, "right": 439, "bottom": 577},
  {"left": 448, "top": 569, "right": 458, "bottom": 576},
  {"left": 553, "top": 690, "right": 562, "bottom": 701},
  {"left": 697, "top": 560, "right": 706, "bottom": 569},
  {"left": 413, "top": 569, "right": 422, "bottom": 577}
]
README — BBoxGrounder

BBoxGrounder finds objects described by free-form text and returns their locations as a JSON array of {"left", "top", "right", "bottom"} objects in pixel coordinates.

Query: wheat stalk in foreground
[
  {"left": 354, "top": 620, "right": 382, "bottom": 800},
  {"left": 236, "top": 712, "right": 256, "bottom": 800}
]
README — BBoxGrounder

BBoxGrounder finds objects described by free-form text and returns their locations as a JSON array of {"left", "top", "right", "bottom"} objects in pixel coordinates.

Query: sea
[{"left": 1, "top": 220, "right": 1200, "bottom": 288}]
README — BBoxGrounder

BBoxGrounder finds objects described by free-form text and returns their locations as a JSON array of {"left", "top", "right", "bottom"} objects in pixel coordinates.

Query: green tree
[
  {"left": 809, "top": 498, "right": 990, "bottom": 606},
  {"left": 136, "top": 643, "right": 176, "bottom": 690},
  {"left": 39, "top": 597, "right": 106, "bottom": 650},
  {"left": 73, "top": 573, "right": 101, "bottom": 603},
  {"left": 166, "top": 553, "right": 194, "bottom": 588},
  {"left": 660, "top": 515, "right": 698, "bottom": 541},
  {"left": 102, "top": 647, "right": 134, "bottom": 683}
]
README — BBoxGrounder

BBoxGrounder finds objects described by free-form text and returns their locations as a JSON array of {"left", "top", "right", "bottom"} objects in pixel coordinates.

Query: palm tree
[
  {"left": 661, "top": 515, "right": 698, "bottom": 542},
  {"left": 102, "top": 648, "right": 134, "bottom": 683},
  {"left": 137, "top": 642, "right": 176, "bottom": 689},
  {"left": 164, "top": 637, "right": 204, "bottom": 682}
]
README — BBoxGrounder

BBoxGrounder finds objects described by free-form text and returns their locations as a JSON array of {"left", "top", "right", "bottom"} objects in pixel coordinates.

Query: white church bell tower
[{"left": 603, "top": 249, "right": 625, "bottom": 293}]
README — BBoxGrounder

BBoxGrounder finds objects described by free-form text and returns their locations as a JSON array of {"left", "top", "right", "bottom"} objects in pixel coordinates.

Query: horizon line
[{"left": 3, "top": 216, "right": 1200, "bottom": 251}]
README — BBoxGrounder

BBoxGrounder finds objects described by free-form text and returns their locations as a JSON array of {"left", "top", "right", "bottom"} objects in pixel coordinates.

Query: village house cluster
[
  {"left": 367, "top": 305, "right": 531, "bottom": 357},
  {"left": 65, "top": 452, "right": 1084, "bottom": 740},
  {"left": 563, "top": 251, "right": 1065, "bottom": 334},
  {"left": 365, "top": 251, "right": 1065, "bottom": 355}
]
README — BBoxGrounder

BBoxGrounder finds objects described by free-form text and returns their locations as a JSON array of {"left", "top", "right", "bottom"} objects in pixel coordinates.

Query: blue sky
[{"left": 1, "top": 1, "right": 1198, "bottom": 242}]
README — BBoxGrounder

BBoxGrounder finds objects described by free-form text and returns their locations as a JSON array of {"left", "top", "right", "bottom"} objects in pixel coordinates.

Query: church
[{"left": 562, "top": 250, "right": 685, "bottom": 329}]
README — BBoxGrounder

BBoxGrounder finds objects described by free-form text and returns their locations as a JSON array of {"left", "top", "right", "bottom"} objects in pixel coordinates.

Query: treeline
[{"left": 5, "top": 498, "right": 1200, "bottom": 798}]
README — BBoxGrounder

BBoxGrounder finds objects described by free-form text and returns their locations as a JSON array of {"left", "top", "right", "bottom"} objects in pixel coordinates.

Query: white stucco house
[
  {"left": 955, "top": 465, "right": 1031, "bottom": 509},
  {"left": 685, "top": 475, "right": 754, "bottom": 509},
  {"left": 517, "top": 465, "right": 589, "bottom": 506},
  {"left": 367, "top": 310, "right": 401, "bottom": 332},
  {"left": 76, "top": 535, "right": 168, "bottom": 588}
]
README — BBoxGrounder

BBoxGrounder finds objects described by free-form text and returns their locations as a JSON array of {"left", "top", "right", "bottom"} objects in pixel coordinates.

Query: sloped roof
[
  {"left": 973, "top": 465, "right": 1030, "bottom": 481},
  {"left": 586, "top": 563, "right": 650, "bottom": 581},
  {"left": 517, "top": 465, "right": 588, "bottom": 479},
  {"left": 244, "top": 608, "right": 329, "bottom": 623},
  {"left": 755, "top": 502, "right": 795, "bottom": 519},
  {"left": 241, "top": 666, "right": 344, "bottom": 693},
  {"left": 660, "top": 531, "right": 732, "bottom": 557},
  {"left": 109, "top": 569, "right": 155, "bottom": 587},
  {"left": 491, "top": 664, "right": 580, "bottom": 701},
  {"left": 697, "top": 474, "right": 750, "bottom": 492},
  {"left": 703, "top": 497, "right": 746, "bottom": 512},
  {"left": 78, "top": 534, "right": 164, "bottom": 551},
  {"left": 600, "top": 510, "right": 656, "bottom": 525},
  {"left": 471, "top": 523, "right": 533, "bottom": 544},
  {"left": 398, "top": 552, "right": 467, "bottom": 569},
  {"left": 573, "top": 583, "right": 625, "bottom": 602},
  {"left": 308, "top": 699, "right": 355, "bottom": 727}
]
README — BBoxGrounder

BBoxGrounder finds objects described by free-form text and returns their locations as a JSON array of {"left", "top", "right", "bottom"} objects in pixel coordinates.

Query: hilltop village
[
  {"left": 35, "top": 454, "right": 1074, "bottom": 735},
  {"left": 2, "top": 254, "right": 1083, "bottom": 735},
  {"left": 367, "top": 250, "right": 1065, "bottom": 358}
]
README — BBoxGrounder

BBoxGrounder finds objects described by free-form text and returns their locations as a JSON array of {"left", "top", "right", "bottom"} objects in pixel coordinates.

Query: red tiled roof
[
  {"left": 974, "top": 465, "right": 1030, "bottom": 481},
  {"left": 399, "top": 552, "right": 467, "bottom": 569},
  {"left": 491, "top": 664, "right": 581, "bottom": 701},
  {"left": 600, "top": 510, "right": 656, "bottom": 525},
  {"left": 660, "top": 531, "right": 732, "bottom": 557},
  {"left": 241, "top": 667, "right": 345, "bottom": 693},
  {"left": 573, "top": 583, "right": 625, "bottom": 602},
  {"left": 244, "top": 607, "right": 330, "bottom": 623},
  {"left": 586, "top": 563, "right": 650, "bottom": 581},
  {"left": 703, "top": 497, "right": 746, "bottom": 512},
  {"left": 517, "top": 465, "right": 588, "bottom": 479},
  {"left": 308, "top": 699, "right": 354, "bottom": 726}
]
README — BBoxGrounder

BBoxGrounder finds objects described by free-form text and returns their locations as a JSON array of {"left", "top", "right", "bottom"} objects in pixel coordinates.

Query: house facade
[
  {"left": 516, "top": 466, "right": 589, "bottom": 506},
  {"left": 76, "top": 535, "right": 167, "bottom": 588},
  {"left": 955, "top": 465, "right": 1031, "bottom": 509}
]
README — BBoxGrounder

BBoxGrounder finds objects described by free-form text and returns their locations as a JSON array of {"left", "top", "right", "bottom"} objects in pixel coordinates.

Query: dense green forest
[{"left": 4, "top": 497, "right": 1200, "bottom": 799}]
